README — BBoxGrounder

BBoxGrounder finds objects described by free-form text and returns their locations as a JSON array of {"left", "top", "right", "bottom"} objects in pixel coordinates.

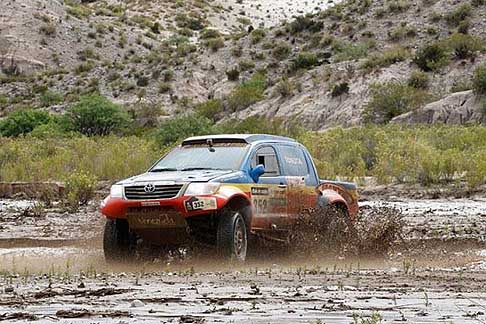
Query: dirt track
[{"left": 1, "top": 198, "right": 486, "bottom": 323}]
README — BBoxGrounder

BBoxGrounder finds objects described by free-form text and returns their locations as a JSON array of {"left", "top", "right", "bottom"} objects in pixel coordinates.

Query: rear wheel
[
  {"left": 103, "top": 219, "right": 136, "bottom": 263},
  {"left": 217, "top": 209, "right": 248, "bottom": 262}
]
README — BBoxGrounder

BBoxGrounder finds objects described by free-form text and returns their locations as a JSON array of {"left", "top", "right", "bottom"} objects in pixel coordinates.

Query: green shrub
[
  {"left": 407, "top": 70, "right": 429, "bottom": 89},
  {"left": 226, "top": 68, "right": 240, "bottom": 81},
  {"left": 387, "top": 0, "right": 411, "bottom": 13},
  {"left": 163, "top": 70, "right": 174, "bottom": 82},
  {"left": 66, "top": 1, "right": 91, "bottom": 18},
  {"left": 273, "top": 42, "right": 291, "bottom": 60},
  {"left": 472, "top": 0, "right": 485, "bottom": 6},
  {"left": 200, "top": 28, "right": 220, "bottom": 39},
  {"left": 332, "top": 40, "right": 373, "bottom": 62},
  {"left": 231, "top": 46, "right": 243, "bottom": 57},
  {"left": 364, "top": 82, "right": 428, "bottom": 123},
  {"left": 155, "top": 114, "right": 215, "bottom": 145},
  {"left": 330, "top": 82, "right": 350, "bottom": 97},
  {"left": 445, "top": 3, "right": 472, "bottom": 26},
  {"left": 361, "top": 47, "right": 409, "bottom": 70},
  {"left": 239, "top": 59, "right": 255, "bottom": 71},
  {"left": 293, "top": 52, "right": 318, "bottom": 70},
  {"left": 175, "top": 13, "right": 205, "bottom": 30},
  {"left": 275, "top": 77, "right": 294, "bottom": 97},
  {"left": 388, "top": 24, "right": 417, "bottom": 41},
  {"left": 159, "top": 82, "right": 172, "bottom": 93},
  {"left": 250, "top": 29, "right": 266, "bottom": 44},
  {"left": 288, "top": 15, "right": 323, "bottom": 34},
  {"left": 30, "top": 119, "right": 71, "bottom": 138},
  {"left": 413, "top": 42, "right": 449, "bottom": 72},
  {"left": 64, "top": 170, "right": 97, "bottom": 208},
  {"left": 473, "top": 64, "right": 486, "bottom": 95},
  {"left": 40, "top": 91, "right": 63, "bottom": 107},
  {"left": 226, "top": 73, "right": 266, "bottom": 111},
  {"left": 446, "top": 33, "right": 482, "bottom": 60},
  {"left": 451, "top": 78, "right": 473, "bottom": 93},
  {"left": 0, "top": 109, "right": 51, "bottom": 137},
  {"left": 66, "top": 95, "right": 131, "bottom": 136},
  {"left": 195, "top": 99, "right": 224, "bottom": 121},
  {"left": 204, "top": 37, "right": 225, "bottom": 51},
  {"left": 74, "top": 61, "right": 95, "bottom": 74},
  {"left": 458, "top": 19, "right": 471, "bottom": 34},
  {"left": 40, "top": 22, "right": 56, "bottom": 36}
]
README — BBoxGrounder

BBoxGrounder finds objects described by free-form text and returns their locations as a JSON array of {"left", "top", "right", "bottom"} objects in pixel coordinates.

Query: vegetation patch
[
  {"left": 413, "top": 42, "right": 450, "bottom": 72},
  {"left": 226, "top": 73, "right": 266, "bottom": 111},
  {"left": 66, "top": 95, "right": 131, "bottom": 136},
  {"left": 293, "top": 52, "right": 319, "bottom": 70},
  {"left": 445, "top": 3, "right": 472, "bottom": 26},
  {"left": 361, "top": 47, "right": 409, "bottom": 71},
  {"left": 0, "top": 110, "right": 52, "bottom": 137},
  {"left": 364, "top": 82, "right": 428, "bottom": 124},
  {"left": 473, "top": 63, "right": 486, "bottom": 95}
]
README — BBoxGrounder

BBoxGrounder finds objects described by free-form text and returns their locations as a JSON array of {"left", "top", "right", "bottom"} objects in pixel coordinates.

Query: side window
[
  {"left": 251, "top": 146, "right": 280, "bottom": 176},
  {"left": 279, "top": 145, "right": 309, "bottom": 177}
]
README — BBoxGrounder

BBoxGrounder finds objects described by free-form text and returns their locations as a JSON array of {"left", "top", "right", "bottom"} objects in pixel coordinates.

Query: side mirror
[{"left": 249, "top": 164, "right": 265, "bottom": 183}]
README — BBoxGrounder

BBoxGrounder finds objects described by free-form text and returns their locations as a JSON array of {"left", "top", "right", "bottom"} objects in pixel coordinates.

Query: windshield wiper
[{"left": 150, "top": 167, "right": 178, "bottom": 172}]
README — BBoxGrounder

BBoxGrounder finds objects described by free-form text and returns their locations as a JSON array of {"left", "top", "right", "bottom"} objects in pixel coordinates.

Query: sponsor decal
[
  {"left": 251, "top": 187, "right": 269, "bottom": 196},
  {"left": 133, "top": 214, "right": 177, "bottom": 227},
  {"left": 286, "top": 176, "right": 306, "bottom": 186},
  {"left": 184, "top": 196, "right": 217, "bottom": 212},
  {"left": 141, "top": 201, "right": 160, "bottom": 206},
  {"left": 284, "top": 156, "right": 304, "bottom": 165}
]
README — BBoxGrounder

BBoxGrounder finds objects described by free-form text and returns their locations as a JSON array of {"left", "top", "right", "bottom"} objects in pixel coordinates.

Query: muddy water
[{"left": 1, "top": 198, "right": 486, "bottom": 323}]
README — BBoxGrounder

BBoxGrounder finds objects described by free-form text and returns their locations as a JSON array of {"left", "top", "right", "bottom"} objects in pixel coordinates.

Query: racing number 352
[{"left": 253, "top": 198, "right": 268, "bottom": 214}]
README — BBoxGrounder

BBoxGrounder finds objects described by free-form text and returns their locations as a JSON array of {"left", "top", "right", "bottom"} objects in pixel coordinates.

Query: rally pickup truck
[{"left": 101, "top": 134, "right": 359, "bottom": 262}]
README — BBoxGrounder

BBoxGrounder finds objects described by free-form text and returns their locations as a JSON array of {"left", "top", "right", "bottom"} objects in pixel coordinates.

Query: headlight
[
  {"left": 110, "top": 185, "right": 124, "bottom": 198},
  {"left": 184, "top": 183, "right": 220, "bottom": 196},
  {"left": 100, "top": 196, "right": 109, "bottom": 208}
]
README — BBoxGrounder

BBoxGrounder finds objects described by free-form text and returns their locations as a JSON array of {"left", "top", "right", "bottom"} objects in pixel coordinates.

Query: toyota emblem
[{"left": 144, "top": 183, "right": 156, "bottom": 193}]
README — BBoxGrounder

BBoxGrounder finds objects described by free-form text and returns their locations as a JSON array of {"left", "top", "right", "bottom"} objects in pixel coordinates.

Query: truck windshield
[{"left": 150, "top": 143, "right": 249, "bottom": 172}]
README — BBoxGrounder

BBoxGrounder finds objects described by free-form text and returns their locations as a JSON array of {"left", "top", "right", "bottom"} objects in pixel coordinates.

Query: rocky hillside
[{"left": 0, "top": 0, "right": 485, "bottom": 130}]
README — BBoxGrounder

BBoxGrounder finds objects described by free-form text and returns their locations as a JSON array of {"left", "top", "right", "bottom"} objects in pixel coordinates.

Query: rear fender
[
  {"left": 317, "top": 189, "right": 349, "bottom": 209},
  {"left": 316, "top": 183, "right": 357, "bottom": 220}
]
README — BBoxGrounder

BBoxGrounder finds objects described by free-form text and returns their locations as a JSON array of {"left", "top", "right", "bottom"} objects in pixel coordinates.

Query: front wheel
[
  {"left": 216, "top": 209, "right": 248, "bottom": 262},
  {"left": 103, "top": 219, "right": 136, "bottom": 263}
]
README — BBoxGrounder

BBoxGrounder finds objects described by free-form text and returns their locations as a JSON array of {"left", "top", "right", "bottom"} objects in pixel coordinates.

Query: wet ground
[{"left": 1, "top": 198, "right": 486, "bottom": 323}]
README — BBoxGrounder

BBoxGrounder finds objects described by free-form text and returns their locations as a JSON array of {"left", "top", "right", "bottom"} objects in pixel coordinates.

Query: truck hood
[{"left": 118, "top": 169, "right": 235, "bottom": 185}]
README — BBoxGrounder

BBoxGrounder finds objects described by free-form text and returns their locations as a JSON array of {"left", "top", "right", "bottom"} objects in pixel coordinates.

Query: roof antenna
[{"left": 206, "top": 139, "right": 215, "bottom": 152}]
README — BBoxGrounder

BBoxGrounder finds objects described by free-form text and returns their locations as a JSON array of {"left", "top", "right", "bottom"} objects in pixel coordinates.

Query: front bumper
[{"left": 100, "top": 194, "right": 227, "bottom": 220}]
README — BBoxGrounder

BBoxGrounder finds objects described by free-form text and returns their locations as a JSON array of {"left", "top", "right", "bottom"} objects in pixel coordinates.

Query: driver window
[{"left": 251, "top": 146, "right": 280, "bottom": 177}]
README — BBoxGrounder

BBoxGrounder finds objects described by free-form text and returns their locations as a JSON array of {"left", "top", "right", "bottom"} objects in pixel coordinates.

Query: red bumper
[{"left": 101, "top": 194, "right": 231, "bottom": 219}]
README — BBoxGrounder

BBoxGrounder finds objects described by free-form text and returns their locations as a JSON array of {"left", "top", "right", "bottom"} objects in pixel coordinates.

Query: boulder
[{"left": 391, "top": 90, "right": 484, "bottom": 125}]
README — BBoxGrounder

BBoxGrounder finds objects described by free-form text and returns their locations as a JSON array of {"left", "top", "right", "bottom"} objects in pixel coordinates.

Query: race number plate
[
  {"left": 184, "top": 197, "right": 217, "bottom": 212},
  {"left": 127, "top": 207, "right": 186, "bottom": 229}
]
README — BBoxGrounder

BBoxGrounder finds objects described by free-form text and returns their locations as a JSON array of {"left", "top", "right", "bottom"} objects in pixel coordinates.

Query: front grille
[{"left": 124, "top": 184, "right": 183, "bottom": 200}]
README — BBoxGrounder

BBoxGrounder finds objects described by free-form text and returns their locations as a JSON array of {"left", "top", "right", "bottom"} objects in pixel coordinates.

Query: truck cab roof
[{"left": 182, "top": 134, "right": 297, "bottom": 146}]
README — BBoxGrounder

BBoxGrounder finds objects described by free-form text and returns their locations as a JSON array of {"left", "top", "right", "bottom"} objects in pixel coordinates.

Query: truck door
[
  {"left": 277, "top": 144, "right": 316, "bottom": 225},
  {"left": 249, "top": 146, "right": 287, "bottom": 233}
]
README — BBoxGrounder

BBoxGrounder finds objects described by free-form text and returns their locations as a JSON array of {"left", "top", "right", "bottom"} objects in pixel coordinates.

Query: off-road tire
[
  {"left": 216, "top": 208, "right": 248, "bottom": 262},
  {"left": 103, "top": 219, "right": 135, "bottom": 263}
]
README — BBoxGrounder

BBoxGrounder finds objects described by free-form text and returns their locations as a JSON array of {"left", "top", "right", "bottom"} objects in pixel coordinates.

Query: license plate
[{"left": 127, "top": 207, "right": 186, "bottom": 229}]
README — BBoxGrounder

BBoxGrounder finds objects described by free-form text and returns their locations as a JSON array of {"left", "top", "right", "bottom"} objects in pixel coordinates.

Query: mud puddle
[{"left": 1, "top": 198, "right": 486, "bottom": 323}]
